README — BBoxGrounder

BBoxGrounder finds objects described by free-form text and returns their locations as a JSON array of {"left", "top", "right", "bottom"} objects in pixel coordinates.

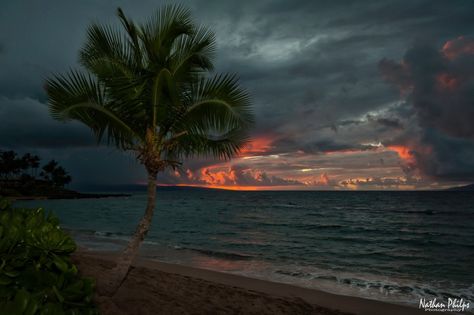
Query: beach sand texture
[{"left": 73, "top": 251, "right": 426, "bottom": 315}]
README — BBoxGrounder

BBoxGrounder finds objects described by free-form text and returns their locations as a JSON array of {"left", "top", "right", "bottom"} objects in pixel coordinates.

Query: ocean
[{"left": 15, "top": 189, "right": 474, "bottom": 308}]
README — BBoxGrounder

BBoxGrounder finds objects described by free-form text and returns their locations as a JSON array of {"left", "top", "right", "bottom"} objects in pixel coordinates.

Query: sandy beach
[{"left": 72, "top": 251, "right": 425, "bottom": 315}]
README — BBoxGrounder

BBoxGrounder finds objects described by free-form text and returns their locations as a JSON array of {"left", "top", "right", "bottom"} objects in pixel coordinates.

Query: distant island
[
  {"left": 0, "top": 150, "right": 129, "bottom": 200},
  {"left": 445, "top": 183, "right": 474, "bottom": 191}
]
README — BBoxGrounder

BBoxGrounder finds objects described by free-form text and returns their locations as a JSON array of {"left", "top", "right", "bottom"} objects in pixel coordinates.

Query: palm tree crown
[
  {"left": 45, "top": 5, "right": 253, "bottom": 294},
  {"left": 47, "top": 5, "right": 253, "bottom": 174}
]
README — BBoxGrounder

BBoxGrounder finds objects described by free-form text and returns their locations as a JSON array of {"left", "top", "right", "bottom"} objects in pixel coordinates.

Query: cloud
[
  {"left": 367, "top": 115, "right": 404, "bottom": 130},
  {"left": 379, "top": 36, "right": 474, "bottom": 181},
  {"left": 0, "top": 97, "right": 95, "bottom": 149},
  {"left": 239, "top": 135, "right": 276, "bottom": 156},
  {"left": 298, "top": 140, "right": 379, "bottom": 155},
  {"left": 158, "top": 164, "right": 308, "bottom": 189},
  {"left": 413, "top": 130, "right": 474, "bottom": 181},
  {"left": 1, "top": 0, "right": 474, "bottom": 188},
  {"left": 339, "top": 176, "right": 424, "bottom": 190},
  {"left": 442, "top": 36, "right": 474, "bottom": 60}
]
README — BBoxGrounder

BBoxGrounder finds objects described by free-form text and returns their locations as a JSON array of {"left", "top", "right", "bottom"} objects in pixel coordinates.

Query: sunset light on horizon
[
  {"left": 1, "top": 2, "right": 473, "bottom": 191},
  {"left": 2, "top": 2, "right": 474, "bottom": 313}
]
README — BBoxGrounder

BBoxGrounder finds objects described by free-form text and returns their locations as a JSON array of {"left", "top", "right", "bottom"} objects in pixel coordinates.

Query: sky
[{"left": 1, "top": 0, "right": 474, "bottom": 190}]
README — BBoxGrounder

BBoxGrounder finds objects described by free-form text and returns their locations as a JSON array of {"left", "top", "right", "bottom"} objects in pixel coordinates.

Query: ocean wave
[
  {"left": 177, "top": 247, "right": 254, "bottom": 261},
  {"left": 64, "top": 227, "right": 97, "bottom": 235},
  {"left": 94, "top": 230, "right": 127, "bottom": 237},
  {"left": 29, "top": 191, "right": 474, "bottom": 310},
  {"left": 273, "top": 202, "right": 302, "bottom": 209},
  {"left": 273, "top": 268, "right": 474, "bottom": 304},
  {"left": 393, "top": 209, "right": 438, "bottom": 215},
  {"left": 257, "top": 222, "right": 290, "bottom": 227},
  {"left": 294, "top": 223, "right": 344, "bottom": 230},
  {"left": 394, "top": 209, "right": 474, "bottom": 216}
]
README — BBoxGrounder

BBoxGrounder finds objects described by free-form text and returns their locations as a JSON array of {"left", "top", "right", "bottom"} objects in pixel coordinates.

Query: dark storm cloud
[
  {"left": 0, "top": 97, "right": 95, "bottom": 149},
  {"left": 417, "top": 130, "right": 474, "bottom": 181},
  {"left": 205, "top": 0, "right": 474, "bottom": 157},
  {"left": 1, "top": 0, "right": 474, "bottom": 186},
  {"left": 330, "top": 112, "right": 405, "bottom": 133},
  {"left": 379, "top": 36, "right": 474, "bottom": 180},
  {"left": 271, "top": 138, "right": 378, "bottom": 155},
  {"left": 368, "top": 116, "right": 403, "bottom": 130}
]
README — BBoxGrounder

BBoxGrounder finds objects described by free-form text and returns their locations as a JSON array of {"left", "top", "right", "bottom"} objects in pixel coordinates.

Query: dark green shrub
[{"left": 0, "top": 198, "right": 98, "bottom": 315}]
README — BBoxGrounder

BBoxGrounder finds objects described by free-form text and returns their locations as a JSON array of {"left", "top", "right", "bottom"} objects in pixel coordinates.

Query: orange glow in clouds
[
  {"left": 168, "top": 134, "right": 344, "bottom": 190},
  {"left": 199, "top": 167, "right": 236, "bottom": 186},
  {"left": 239, "top": 136, "right": 274, "bottom": 155},
  {"left": 442, "top": 36, "right": 474, "bottom": 60},
  {"left": 324, "top": 149, "right": 364, "bottom": 155},
  {"left": 387, "top": 145, "right": 414, "bottom": 161},
  {"left": 436, "top": 73, "right": 458, "bottom": 91},
  {"left": 319, "top": 173, "right": 330, "bottom": 185},
  {"left": 172, "top": 183, "right": 265, "bottom": 191}
]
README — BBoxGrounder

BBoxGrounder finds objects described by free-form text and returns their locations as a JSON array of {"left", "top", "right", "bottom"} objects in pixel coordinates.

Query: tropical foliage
[
  {"left": 39, "top": 160, "right": 72, "bottom": 188},
  {"left": 45, "top": 5, "right": 253, "bottom": 292},
  {"left": 0, "top": 198, "right": 98, "bottom": 315},
  {"left": 0, "top": 150, "right": 71, "bottom": 187}
]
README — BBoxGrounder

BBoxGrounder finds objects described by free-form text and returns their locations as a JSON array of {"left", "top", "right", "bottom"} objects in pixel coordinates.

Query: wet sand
[{"left": 72, "top": 251, "right": 425, "bottom": 315}]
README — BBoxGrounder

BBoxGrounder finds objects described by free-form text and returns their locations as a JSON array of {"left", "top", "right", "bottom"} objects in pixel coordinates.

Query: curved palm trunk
[{"left": 103, "top": 170, "right": 157, "bottom": 295}]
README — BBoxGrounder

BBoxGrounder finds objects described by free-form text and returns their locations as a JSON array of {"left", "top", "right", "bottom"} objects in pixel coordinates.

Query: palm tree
[
  {"left": 40, "top": 160, "right": 59, "bottom": 182},
  {"left": 46, "top": 5, "right": 253, "bottom": 294},
  {"left": 30, "top": 154, "right": 41, "bottom": 178}
]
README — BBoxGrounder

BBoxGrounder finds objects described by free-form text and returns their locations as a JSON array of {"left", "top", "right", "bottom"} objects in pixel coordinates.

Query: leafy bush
[{"left": 0, "top": 198, "right": 98, "bottom": 315}]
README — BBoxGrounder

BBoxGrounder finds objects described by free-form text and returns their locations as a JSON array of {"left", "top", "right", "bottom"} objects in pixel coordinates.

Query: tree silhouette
[
  {"left": 22, "top": 153, "right": 41, "bottom": 177},
  {"left": 51, "top": 166, "right": 72, "bottom": 187},
  {"left": 0, "top": 151, "right": 72, "bottom": 193},
  {"left": 46, "top": 5, "right": 253, "bottom": 293},
  {"left": 40, "top": 160, "right": 59, "bottom": 182},
  {"left": 0, "top": 151, "right": 22, "bottom": 180}
]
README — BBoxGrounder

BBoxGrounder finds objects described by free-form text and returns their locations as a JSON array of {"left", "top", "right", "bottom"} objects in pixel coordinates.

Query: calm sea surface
[{"left": 16, "top": 190, "right": 474, "bottom": 307}]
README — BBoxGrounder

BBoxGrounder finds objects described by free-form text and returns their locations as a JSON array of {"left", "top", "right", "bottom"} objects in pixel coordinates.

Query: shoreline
[{"left": 73, "top": 250, "right": 426, "bottom": 315}]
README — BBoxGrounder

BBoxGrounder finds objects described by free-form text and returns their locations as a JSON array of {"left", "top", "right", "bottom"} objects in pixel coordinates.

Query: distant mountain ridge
[
  {"left": 76, "top": 183, "right": 474, "bottom": 192},
  {"left": 445, "top": 183, "right": 474, "bottom": 191}
]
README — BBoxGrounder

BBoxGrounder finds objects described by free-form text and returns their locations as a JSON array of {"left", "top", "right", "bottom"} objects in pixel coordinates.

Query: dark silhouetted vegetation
[
  {"left": 39, "top": 160, "right": 72, "bottom": 188},
  {"left": 0, "top": 150, "right": 129, "bottom": 199},
  {"left": 0, "top": 198, "right": 98, "bottom": 314},
  {"left": 0, "top": 150, "right": 72, "bottom": 198},
  {"left": 0, "top": 150, "right": 71, "bottom": 186}
]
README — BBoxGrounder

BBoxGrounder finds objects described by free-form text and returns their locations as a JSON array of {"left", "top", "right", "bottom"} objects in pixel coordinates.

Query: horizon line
[{"left": 74, "top": 183, "right": 472, "bottom": 192}]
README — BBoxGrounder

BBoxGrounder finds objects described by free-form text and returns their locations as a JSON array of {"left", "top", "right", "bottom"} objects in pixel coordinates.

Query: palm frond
[
  {"left": 139, "top": 4, "right": 194, "bottom": 66},
  {"left": 117, "top": 7, "right": 143, "bottom": 67},
  {"left": 79, "top": 22, "right": 135, "bottom": 78},
  {"left": 46, "top": 70, "right": 141, "bottom": 148},
  {"left": 164, "top": 128, "right": 250, "bottom": 160},
  {"left": 170, "top": 25, "right": 216, "bottom": 79},
  {"left": 151, "top": 68, "right": 181, "bottom": 129},
  {"left": 46, "top": 6, "right": 254, "bottom": 163},
  {"left": 174, "top": 74, "right": 254, "bottom": 135}
]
